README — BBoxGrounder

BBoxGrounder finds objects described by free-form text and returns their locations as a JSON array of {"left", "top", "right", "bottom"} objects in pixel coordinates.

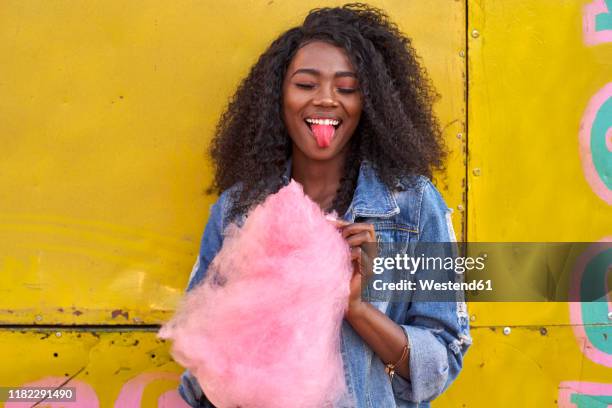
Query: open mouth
[
  {"left": 304, "top": 118, "right": 342, "bottom": 129},
  {"left": 304, "top": 118, "right": 342, "bottom": 148}
]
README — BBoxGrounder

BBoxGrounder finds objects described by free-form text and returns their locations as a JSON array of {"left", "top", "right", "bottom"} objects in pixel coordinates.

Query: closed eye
[
  {"left": 295, "top": 83, "right": 315, "bottom": 89},
  {"left": 337, "top": 88, "right": 357, "bottom": 94}
]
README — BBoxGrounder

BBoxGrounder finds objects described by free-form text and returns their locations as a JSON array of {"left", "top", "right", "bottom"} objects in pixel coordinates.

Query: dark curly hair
[{"left": 208, "top": 3, "right": 445, "bottom": 221}]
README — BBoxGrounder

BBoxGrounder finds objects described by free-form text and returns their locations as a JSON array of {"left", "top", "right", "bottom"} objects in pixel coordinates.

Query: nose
[{"left": 313, "top": 85, "right": 339, "bottom": 107}]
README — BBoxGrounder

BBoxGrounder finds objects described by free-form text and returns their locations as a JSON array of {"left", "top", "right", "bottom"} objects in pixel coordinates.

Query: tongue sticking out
[{"left": 311, "top": 124, "right": 336, "bottom": 148}]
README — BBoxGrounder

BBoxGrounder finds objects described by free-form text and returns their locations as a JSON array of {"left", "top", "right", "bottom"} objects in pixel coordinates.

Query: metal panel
[
  {"left": 0, "top": 329, "right": 187, "bottom": 407},
  {"left": 459, "top": 1, "right": 612, "bottom": 407},
  {"left": 435, "top": 326, "right": 612, "bottom": 407},
  {"left": 0, "top": 2, "right": 468, "bottom": 406},
  {"left": 467, "top": 0, "right": 611, "bottom": 242},
  {"left": 0, "top": 0, "right": 466, "bottom": 326}
]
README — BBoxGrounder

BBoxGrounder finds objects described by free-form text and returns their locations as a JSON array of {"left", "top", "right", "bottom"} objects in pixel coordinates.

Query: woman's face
[{"left": 282, "top": 41, "right": 363, "bottom": 161}]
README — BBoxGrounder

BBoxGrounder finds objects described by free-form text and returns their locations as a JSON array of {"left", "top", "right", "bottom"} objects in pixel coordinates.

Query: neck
[{"left": 290, "top": 146, "right": 347, "bottom": 211}]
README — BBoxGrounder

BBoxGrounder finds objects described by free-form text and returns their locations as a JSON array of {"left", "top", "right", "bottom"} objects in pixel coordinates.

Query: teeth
[{"left": 305, "top": 118, "right": 340, "bottom": 126}]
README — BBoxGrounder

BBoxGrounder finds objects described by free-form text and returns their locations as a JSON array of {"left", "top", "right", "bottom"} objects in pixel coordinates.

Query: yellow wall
[
  {"left": 0, "top": 0, "right": 610, "bottom": 407},
  {"left": 442, "top": 1, "right": 612, "bottom": 407}
]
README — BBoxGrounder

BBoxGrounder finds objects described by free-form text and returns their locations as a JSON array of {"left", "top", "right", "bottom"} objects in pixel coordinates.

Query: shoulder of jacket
[
  {"left": 392, "top": 175, "right": 450, "bottom": 230},
  {"left": 213, "top": 182, "right": 248, "bottom": 231}
]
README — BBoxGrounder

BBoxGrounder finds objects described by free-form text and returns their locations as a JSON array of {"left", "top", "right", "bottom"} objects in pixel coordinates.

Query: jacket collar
[{"left": 282, "top": 159, "right": 399, "bottom": 222}]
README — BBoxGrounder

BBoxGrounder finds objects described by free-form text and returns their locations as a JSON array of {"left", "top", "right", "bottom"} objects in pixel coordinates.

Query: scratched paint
[
  {"left": 579, "top": 83, "right": 612, "bottom": 204},
  {"left": 0, "top": 330, "right": 188, "bottom": 408},
  {"left": 584, "top": 0, "right": 612, "bottom": 46},
  {"left": 569, "top": 239, "right": 612, "bottom": 367},
  {"left": 557, "top": 3, "right": 612, "bottom": 407},
  {"left": 558, "top": 382, "right": 612, "bottom": 408},
  {"left": 113, "top": 372, "right": 189, "bottom": 408}
]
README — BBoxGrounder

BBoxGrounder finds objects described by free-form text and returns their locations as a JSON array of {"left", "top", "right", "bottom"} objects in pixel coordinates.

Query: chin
[{"left": 305, "top": 150, "right": 340, "bottom": 161}]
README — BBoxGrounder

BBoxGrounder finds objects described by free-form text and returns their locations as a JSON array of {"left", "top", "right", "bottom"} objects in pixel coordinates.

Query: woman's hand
[
  {"left": 328, "top": 218, "right": 411, "bottom": 382},
  {"left": 330, "top": 219, "right": 377, "bottom": 318}
]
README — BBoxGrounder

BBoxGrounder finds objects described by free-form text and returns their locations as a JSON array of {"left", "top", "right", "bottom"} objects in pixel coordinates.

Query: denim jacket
[{"left": 178, "top": 161, "right": 471, "bottom": 408}]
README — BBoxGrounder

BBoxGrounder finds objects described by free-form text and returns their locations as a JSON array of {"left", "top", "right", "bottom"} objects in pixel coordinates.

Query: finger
[
  {"left": 360, "top": 255, "right": 374, "bottom": 279},
  {"left": 346, "top": 231, "right": 375, "bottom": 247},
  {"left": 351, "top": 255, "right": 363, "bottom": 276},
  {"left": 341, "top": 223, "right": 376, "bottom": 241},
  {"left": 352, "top": 260, "right": 364, "bottom": 278},
  {"left": 326, "top": 216, "right": 351, "bottom": 229},
  {"left": 350, "top": 246, "right": 362, "bottom": 262}
]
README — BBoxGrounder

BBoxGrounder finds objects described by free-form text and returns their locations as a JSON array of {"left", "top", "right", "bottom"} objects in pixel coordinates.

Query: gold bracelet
[{"left": 384, "top": 344, "right": 408, "bottom": 381}]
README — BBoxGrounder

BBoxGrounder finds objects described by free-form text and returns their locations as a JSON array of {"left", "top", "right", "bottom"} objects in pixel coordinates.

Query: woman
[{"left": 181, "top": 4, "right": 471, "bottom": 407}]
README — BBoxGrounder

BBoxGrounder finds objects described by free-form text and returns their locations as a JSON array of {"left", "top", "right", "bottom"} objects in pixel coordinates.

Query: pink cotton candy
[{"left": 159, "top": 180, "right": 352, "bottom": 408}]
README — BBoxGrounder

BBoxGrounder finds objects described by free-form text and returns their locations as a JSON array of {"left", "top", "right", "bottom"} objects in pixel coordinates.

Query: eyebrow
[{"left": 291, "top": 68, "right": 357, "bottom": 78}]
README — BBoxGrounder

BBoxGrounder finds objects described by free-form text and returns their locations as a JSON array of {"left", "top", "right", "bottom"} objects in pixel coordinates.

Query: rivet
[
  {"left": 472, "top": 168, "right": 481, "bottom": 176},
  {"left": 503, "top": 327, "right": 511, "bottom": 335},
  {"left": 457, "top": 204, "right": 464, "bottom": 212},
  {"left": 608, "top": 311, "right": 612, "bottom": 320},
  {"left": 471, "top": 30, "right": 480, "bottom": 38},
  {"left": 457, "top": 133, "right": 463, "bottom": 140},
  {"left": 540, "top": 327, "right": 547, "bottom": 336},
  {"left": 470, "top": 315, "right": 476, "bottom": 321},
  {"left": 55, "top": 332, "right": 62, "bottom": 337},
  {"left": 35, "top": 315, "right": 43, "bottom": 322},
  {"left": 459, "top": 50, "right": 465, "bottom": 58}
]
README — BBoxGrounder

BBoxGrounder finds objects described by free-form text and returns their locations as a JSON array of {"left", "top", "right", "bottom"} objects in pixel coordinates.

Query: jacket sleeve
[
  {"left": 392, "top": 181, "right": 472, "bottom": 403},
  {"left": 178, "top": 195, "right": 227, "bottom": 407},
  {"left": 186, "top": 196, "right": 226, "bottom": 291}
]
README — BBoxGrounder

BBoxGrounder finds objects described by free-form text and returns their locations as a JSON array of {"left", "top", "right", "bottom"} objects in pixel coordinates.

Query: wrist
[{"left": 345, "top": 300, "right": 368, "bottom": 322}]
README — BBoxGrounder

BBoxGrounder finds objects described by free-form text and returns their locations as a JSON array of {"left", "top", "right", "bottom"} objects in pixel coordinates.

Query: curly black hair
[{"left": 208, "top": 3, "right": 445, "bottom": 221}]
